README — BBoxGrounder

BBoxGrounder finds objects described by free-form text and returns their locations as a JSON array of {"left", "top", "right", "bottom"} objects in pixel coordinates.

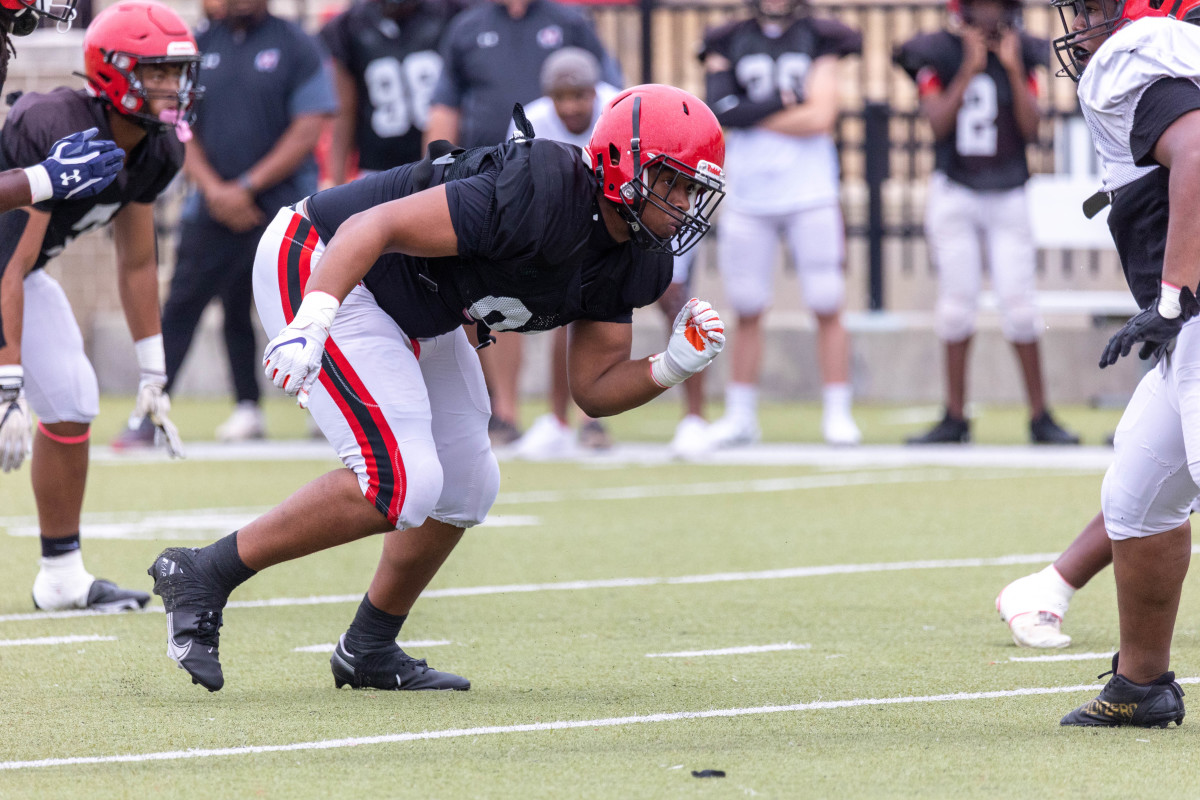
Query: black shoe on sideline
[
  {"left": 148, "top": 548, "right": 228, "bottom": 692},
  {"left": 1031, "top": 411, "right": 1081, "bottom": 445},
  {"left": 1061, "top": 656, "right": 1185, "bottom": 728},
  {"left": 331, "top": 634, "right": 470, "bottom": 691},
  {"left": 905, "top": 412, "right": 970, "bottom": 445}
]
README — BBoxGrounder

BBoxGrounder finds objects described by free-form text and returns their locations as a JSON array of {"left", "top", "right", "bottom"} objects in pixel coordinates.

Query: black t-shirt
[
  {"left": 0, "top": 88, "right": 183, "bottom": 269},
  {"left": 320, "top": 1, "right": 453, "bottom": 171},
  {"left": 430, "top": 0, "right": 618, "bottom": 148},
  {"left": 895, "top": 30, "right": 1047, "bottom": 191},
  {"left": 305, "top": 138, "right": 671, "bottom": 338},
  {"left": 1109, "top": 77, "right": 1200, "bottom": 308}
]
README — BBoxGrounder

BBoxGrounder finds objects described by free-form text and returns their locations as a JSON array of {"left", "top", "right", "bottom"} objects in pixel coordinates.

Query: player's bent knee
[
  {"left": 935, "top": 295, "right": 976, "bottom": 342},
  {"left": 800, "top": 268, "right": 845, "bottom": 316},
  {"left": 1000, "top": 301, "right": 1042, "bottom": 344},
  {"left": 394, "top": 460, "right": 445, "bottom": 530},
  {"left": 432, "top": 448, "right": 500, "bottom": 529}
]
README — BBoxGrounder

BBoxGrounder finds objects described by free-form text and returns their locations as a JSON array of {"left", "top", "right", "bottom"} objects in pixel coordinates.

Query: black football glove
[{"left": 1099, "top": 286, "right": 1200, "bottom": 368}]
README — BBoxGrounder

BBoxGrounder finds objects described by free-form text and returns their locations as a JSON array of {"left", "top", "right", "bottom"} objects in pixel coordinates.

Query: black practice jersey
[
  {"left": 895, "top": 30, "right": 1047, "bottom": 191},
  {"left": 1107, "top": 77, "right": 1200, "bottom": 308},
  {"left": 701, "top": 16, "right": 862, "bottom": 129},
  {"left": 0, "top": 88, "right": 182, "bottom": 269},
  {"left": 321, "top": 1, "right": 453, "bottom": 171},
  {"left": 305, "top": 138, "right": 671, "bottom": 338}
]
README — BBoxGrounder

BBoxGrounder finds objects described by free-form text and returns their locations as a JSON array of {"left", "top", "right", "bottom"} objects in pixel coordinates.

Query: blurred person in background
[
  {"left": 700, "top": 0, "right": 863, "bottom": 448},
  {"left": 0, "top": 0, "right": 192, "bottom": 611},
  {"left": 895, "top": 0, "right": 1079, "bottom": 446},
  {"left": 424, "top": 0, "right": 621, "bottom": 447},
  {"left": 113, "top": 0, "right": 337, "bottom": 448},
  {"left": 502, "top": 47, "right": 619, "bottom": 457},
  {"left": 321, "top": 0, "right": 455, "bottom": 186}
]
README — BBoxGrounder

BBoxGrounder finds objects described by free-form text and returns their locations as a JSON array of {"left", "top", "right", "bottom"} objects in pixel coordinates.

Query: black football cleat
[
  {"left": 84, "top": 579, "right": 151, "bottom": 612},
  {"left": 905, "top": 412, "right": 970, "bottom": 444},
  {"left": 1061, "top": 658, "right": 1185, "bottom": 728},
  {"left": 330, "top": 634, "right": 470, "bottom": 691},
  {"left": 148, "top": 548, "right": 228, "bottom": 692},
  {"left": 1031, "top": 411, "right": 1081, "bottom": 445}
]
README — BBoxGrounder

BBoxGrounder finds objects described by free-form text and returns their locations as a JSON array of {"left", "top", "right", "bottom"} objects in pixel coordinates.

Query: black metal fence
[{"left": 586, "top": 0, "right": 1121, "bottom": 312}]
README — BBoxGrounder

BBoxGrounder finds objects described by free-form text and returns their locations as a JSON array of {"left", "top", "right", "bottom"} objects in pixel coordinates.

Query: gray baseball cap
[{"left": 540, "top": 47, "right": 600, "bottom": 94}]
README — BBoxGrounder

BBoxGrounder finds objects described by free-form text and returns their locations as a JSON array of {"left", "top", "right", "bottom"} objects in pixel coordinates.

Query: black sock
[
  {"left": 41, "top": 532, "right": 80, "bottom": 558},
  {"left": 195, "top": 531, "right": 257, "bottom": 598},
  {"left": 344, "top": 594, "right": 406, "bottom": 654}
]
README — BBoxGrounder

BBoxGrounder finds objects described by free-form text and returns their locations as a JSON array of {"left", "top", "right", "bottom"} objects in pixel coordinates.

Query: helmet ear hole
[{"left": 608, "top": 143, "right": 620, "bottom": 167}]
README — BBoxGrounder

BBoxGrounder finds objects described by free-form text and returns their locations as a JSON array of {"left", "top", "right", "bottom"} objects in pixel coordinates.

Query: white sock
[
  {"left": 1041, "top": 564, "right": 1077, "bottom": 600},
  {"left": 39, "top": 549, "right": 90, "bottom": 581},
  {"left": 725, "top": 383, "right": 758, "bottom": 420},
  {"left": 822, "top": 383, "right": 853, "bottom": 417},
  {"left": 33, "top": 550, "right": 94, "bottom": 609}
]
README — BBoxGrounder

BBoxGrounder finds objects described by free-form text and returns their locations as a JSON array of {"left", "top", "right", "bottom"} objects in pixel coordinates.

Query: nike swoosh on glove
[
  {"left": 263, "top": 291, "right": 340, "bottom": 408},
  {"left": 650, "top": 298, "right": 726, "bottom": 388},
  {"left": 1100, "top": 286, "right": 1200, "bottom": 368},
  {"left": 0, "top": 366, "right": 32, "bottom": 473}
]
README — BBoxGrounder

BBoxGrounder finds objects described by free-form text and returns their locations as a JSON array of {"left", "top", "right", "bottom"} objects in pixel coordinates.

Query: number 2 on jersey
[{"left": 956, "top": 73, "right": 998, "bottom": 157}]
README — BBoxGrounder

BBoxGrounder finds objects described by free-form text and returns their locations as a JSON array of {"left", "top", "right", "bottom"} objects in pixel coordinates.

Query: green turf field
[{"left": 3, "top": 398, "right": 1198, "bottom": 799}]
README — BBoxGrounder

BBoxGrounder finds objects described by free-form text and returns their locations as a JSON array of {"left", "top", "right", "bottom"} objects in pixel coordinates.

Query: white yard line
[
  {"left": 292, "top": 640, "right": 451, "bottom": 653},
  {"left": 88, "top": 440, "right": 1119, "bottom": 470},
  {"left": 0, "top": 549, "right": 1112, "bottom": 623},
  {"left": 0, "top": 635, "right": 116, "bottom": 647},
  {"left": 1008, "top": 652, "right": 1116, "bottom": 663},
  {"left": 645, "top": 642, "right": 810, "bottom": 658},
  {"left": 4, "top": 678, "right": 1195, "bottom": 772}
]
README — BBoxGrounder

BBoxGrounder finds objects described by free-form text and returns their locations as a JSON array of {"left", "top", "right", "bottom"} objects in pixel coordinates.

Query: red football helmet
[
  {"left": 1052, "top": 0, "right": 1200, "bottom": 80},
  {"left": 587, "top": 84, "right": 725, "bottom": 257},
  {"left": 83, "top": 0, "right": 203, "bottom": 129},
  {"left": 1, "top": 0, "right": 76, "bottom": 35}
]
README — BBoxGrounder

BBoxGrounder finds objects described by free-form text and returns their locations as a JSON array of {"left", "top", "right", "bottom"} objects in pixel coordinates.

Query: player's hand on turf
[
  {"left": 0, "top": 366, "right": 32, "bottom": 472},
  {"left": 37, "top": 128, "right": 125, "bottom": 202},
  {"left": 263, "top": 291, "right": 340, "bottom": 408},
  {"left": 649, "top": 298, "right": 726, "bottom": 388},
  {"left": 133, "top": 371, "right": 184, "bottom": 458},
  {"left": 1100, "top": 285, "right": 1200, "bottom": 368}
]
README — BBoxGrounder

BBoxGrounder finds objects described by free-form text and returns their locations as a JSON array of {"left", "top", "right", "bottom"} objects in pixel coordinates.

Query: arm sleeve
[
  {"left": 705, "top": 68, "right": 785, "bottom": 128},
  {"left": 288, "top": 34, "right": 340, "bottom": 117},
  {"left": 431, "top": 20, "right": 466, "bottom": 108},
  {"left": 1131, "top": 77, "right": 1200, "bottom": 167},
  {"left": 319, "top": 14, "right": 353, "bottom": 69},
  {"left": 445, "top": 170, "right": 502, "bottom": 259}
]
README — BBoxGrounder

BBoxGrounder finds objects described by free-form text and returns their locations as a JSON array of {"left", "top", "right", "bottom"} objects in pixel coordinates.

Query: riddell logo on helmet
[{"left": 167, "top": 41, "right": 197, "bottom": 56}]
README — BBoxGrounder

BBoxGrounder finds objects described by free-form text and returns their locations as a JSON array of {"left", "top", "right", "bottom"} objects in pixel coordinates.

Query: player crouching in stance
[
  {"left": 149, "top": 85, "right": 727, "bottom": 692},
  {"left": 1043, "top": 0, "right": 1200, "bottom": 727},
  {"left": 0, "top": 0, "right": 193, "bottom": 612}
]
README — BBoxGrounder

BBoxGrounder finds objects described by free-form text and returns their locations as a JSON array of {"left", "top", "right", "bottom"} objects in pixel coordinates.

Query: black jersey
[
  {"left": 895, "top": 30, "right": 1047, "bottom": 191},
  {"left": 1106, "top": 77, "right": 1200, "bottom": 309},
  {"left": 320, "top": 1, "right": 453, "bottom": 171},
  {"left": 306, "top": 138, "right": 671, "bottom": 338},
  {"left": 701, "top": 16, "right": 861, "bottom": 129},
  {"left": 0, "top": 88, "right": 183, "bottom": 269}
]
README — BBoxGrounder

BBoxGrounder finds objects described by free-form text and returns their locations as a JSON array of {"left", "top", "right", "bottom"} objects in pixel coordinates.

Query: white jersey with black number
[{"left": 1078, "top": 17, "right": 1200, "bottom": 192}]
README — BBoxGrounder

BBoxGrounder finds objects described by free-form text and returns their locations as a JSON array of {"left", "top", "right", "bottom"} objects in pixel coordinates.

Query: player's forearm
[
  {"left": 0, "top": 266, "right": 26, "bottom": 363},
  {"left": 570, "top": 357, "right": 666, "bottom": 418},
  {"left": 305, "top": 212, "right": 390, "bottom": 302},
  {"left": 183, "top": 139, "right": 225, "bottom": 195},
  {"left": 922, "top": 73, "right": 973, "bottom": 140},
  {"left": 0, "top": 170, "right": 33, "bottom": 212},
  {"left": 1161, "top": 151, "right": 1200, "bottom": 293},
  {"left": 424, "top": 105, "right": 460, "bottom": 149},
  {"left": 241, "top": 114, "right": 329, "bottom": 195},
  {"left": 328, "top": 112, "right": 355, "bottom": 186},
  {"left": 1008, "top": 68, "right": 1041, "bottom": 143},
  {"left": 116, "top": 258, "right": 162, "bottom": 342}
]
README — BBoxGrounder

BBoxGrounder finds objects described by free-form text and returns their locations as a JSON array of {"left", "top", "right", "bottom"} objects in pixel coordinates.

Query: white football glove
[
  {"left": 0, "top": 365, "right": 32, "bottom": 473},
  {"left": 130, "top": 335, "right": 183, "bottom": 458},
  {"left": 263, "top": 291, "right": 340, "bottom": 408},
  {"left": 649, "top": 298, "right": 726, "bottom": 388}
]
